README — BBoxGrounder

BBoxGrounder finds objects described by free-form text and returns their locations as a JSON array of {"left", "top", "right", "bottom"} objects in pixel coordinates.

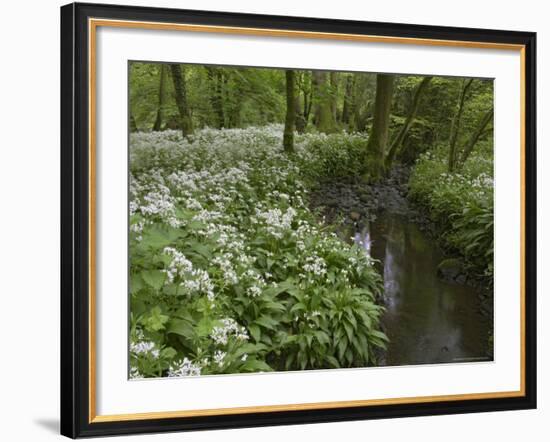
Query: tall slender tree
[
  {"left": 448, "top": 78, "right": 474, "bottom": 172},
  {"left": 329, "top": 72, "right": 339, "bottom": 122},
  {"left": 312, "top": 71, "right": 335, "bottom": 133},
  {"left": 153, "top": 64, "right": 168, "bottom": 131},
  {"left": 341, "top": 74, "right": 354, "bottom": 126},
  {"left": 302, "top": 73, "right": 313, "bottom": 128},
  {"left": 169, "top": 64, "right": 193, "bottom": 137},
  {"left": 385, "top": 76, "right": 433, "bottom": 170},
  {"left": 366, "top": 74, "right": 395, "bottom": 181},
  {"left": 206, "top": 67, "right": 225, "bottom": 129},
  {"left": 458, "top": 107, "right": 494, "bottom": 167},
  {"left": 283, "top": 70, "right": 296, "bottom": 153}
]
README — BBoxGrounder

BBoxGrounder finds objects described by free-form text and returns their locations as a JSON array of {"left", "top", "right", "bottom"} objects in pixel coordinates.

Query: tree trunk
[
  {"left": 303, "top": 78, "right": 313, "bottom": 127},
  {"left": 312, "top": 71, "right": 335, "bottom": 133},
  {"left": 130, "top": 114, "right": 138, "bottom": 132},
  {"left": 385, "top": 76, "right": 432, "bottom": 169},
  {"left": 206, "top": 67, "right": 225, "bottom": 129},
  {"left": 226, "top": 71, "right": 244, "bottom": 128},
  {"left": 330, "top": 72, "right": 339, "bottom": 122},
  {"left": 153, "top": 64, "right": 167, "bottom": 131},
  {"left": 294, "top": 94, "right": 306, "bottom": 133},
  {"left": 458, "top": 107, "right": 494, "bottom": 166},
  {"left": 448, "top": 78, "right": 473, "bottom": 172},
  {"left": 366, "top": 74, "right": 395, "bottom": 181},
  {"left": 169, "top": 64, "right": 193, "bottom": 137},
  {"left": 341, "top": 74, "right": 354, "bottom": 125},
  {"left": 283, "top": 70, "right": 296, "bottom": 153}
]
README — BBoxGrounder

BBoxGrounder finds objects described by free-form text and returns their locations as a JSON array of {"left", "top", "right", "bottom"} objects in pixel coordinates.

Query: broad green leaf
[
  {"left": 141, "top": 269, "right": 166, "bottom": 291},
  {"left": 254, "top": 315, "right": 278, "bottom": 330},
  {"left": 130, "top": 273, "right": 144, "bottom": 294},
  {"left": 142, "top": 306, "right": 169, "bottom": 332},
  {"left": 167, "top": 319, "right": 194, "bottom": 340}
]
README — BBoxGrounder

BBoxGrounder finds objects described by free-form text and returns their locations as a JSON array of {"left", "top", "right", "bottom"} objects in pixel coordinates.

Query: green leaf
[
  {"left": 343, "top": 320, "right": 355, "bottom": 343},
  {"left": 142, "top": 226, "right": 180, "bottom": 248},
  {"left": 262, "top": 300, "right": 286, "bottom": 312},
  {"left": 263, "top": 279, "right": 296, "bottom": 297},
  {"left": 241, "top": 358, "right": 273, "bottom": 372},
  {"left": 196, "top": 317, "right": 214, "bottom": 338},
  {"left": 167, "top": 319, "right": 194, "bottom": 340},
  {"left": 160, "top": 347, "right": 177, "bottom": 360},
  {"left": 187, "top": 220, "right": 205, "bottom": 231},
  {"left": 142, "top": 306, "right": 169, "bottom": 332},
  {"left": 326, "top": 355, "right": 340, "bottom": 368},
  {"left": 234, "top": 343, "right": 267, "bottom": 357},
  {"left": 254, "top": 315, "right": 278, "bottom": 330},
  {"left": 285, "top": 353, "right": 296, "bottom": 370},
  {"left": 141, "top": 269, "right": 166, "bottom": 291},
  {"left": 314, "top": 330, "right": 330, "bottom": 345},
  {"left": 187, "top": 242, "right": 213, "bottom": 260},
  {"left": 337, "top": 336, "right": 348, "bottom": 361},
  {"left": 248, "top": 324, "right": 261, "bottom": 342},
  {"left": 130, "top": 273, "right": 144, "bottom": 294},
  {"left": 298, "top": 351, "right": 307, "bottom": 370},
  {"left": 290, "top": 302, "right": 306, "bottom": 314},
  {"left": 371, "top": 330, "right": 389, "bottom": 342}
]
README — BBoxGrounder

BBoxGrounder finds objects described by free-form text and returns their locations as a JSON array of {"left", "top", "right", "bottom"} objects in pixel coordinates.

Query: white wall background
[{"left": 0, "top": 0, "right": 546, "bottom": 440}]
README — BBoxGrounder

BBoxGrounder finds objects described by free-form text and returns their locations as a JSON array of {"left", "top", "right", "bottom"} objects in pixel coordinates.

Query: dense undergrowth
[
  {"left": 129, "top": 125, "right": 388, "bottom": 378},
  {"left": 408, "top": 142, "right": 494, "bottom": 283}
]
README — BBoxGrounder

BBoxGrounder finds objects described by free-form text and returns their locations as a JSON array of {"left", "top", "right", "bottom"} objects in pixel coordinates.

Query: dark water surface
[{"left": 354, "top": 212, "right": 492, "bottom": 366}]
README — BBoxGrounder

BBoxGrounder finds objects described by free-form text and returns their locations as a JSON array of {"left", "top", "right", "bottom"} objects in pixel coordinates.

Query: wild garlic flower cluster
[
  {"left": 130, "top": 366, "right": 143, "bottom": 380},
  {"left": 472, "top": 172, "right": 494, "bottom": 189},
  {"left": 162, "top": 247, "right": 215, "bottom": 301},
  {"left": 213, "top": 350, "right": 227, "bottom": 368},
  {"left": 130, "top": 339, "right": 160, "bottom": 359},
  {"left": 181, "top": 269, "right": 216, "bottom": 302},
  {"left": 241, "top": 269, "right": 267, "bottom": 297},
  {"left": 211, "top": 254, "right": 239, "bottom": 285},
  {"left": 302, "top": 255, "right": 328, "bottom": 278},
  {"left": 210, "top": 318, "right": 249, "bottom": 345},
  {"left": 253, "top": 207, "right": 297, "bottom": 239},
  {"left": 163, "top": 247, "right": 193, "bottom": 283},
  {"left": 168, "top": 357, "right": 202, "bottom": 377}
]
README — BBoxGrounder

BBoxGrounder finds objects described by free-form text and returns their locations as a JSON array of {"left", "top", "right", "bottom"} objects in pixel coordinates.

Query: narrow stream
[{"left": 355, "top": 212, "right": 492, "bottom": 366}]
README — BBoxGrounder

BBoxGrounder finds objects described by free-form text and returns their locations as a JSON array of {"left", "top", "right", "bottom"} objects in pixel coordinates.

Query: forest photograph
[{"left": 128, "top": 61, "right": 494, "bottom": 379}]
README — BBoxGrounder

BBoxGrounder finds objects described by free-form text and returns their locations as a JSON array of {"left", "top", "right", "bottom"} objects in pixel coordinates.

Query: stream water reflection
[{"left": 355, "top": 212, "right": 492, "bottom": 366}]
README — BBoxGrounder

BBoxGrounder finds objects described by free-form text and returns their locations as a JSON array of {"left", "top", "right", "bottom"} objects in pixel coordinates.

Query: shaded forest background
[{"left": 130, "top": 61, "right": 493, "bottom": 179}]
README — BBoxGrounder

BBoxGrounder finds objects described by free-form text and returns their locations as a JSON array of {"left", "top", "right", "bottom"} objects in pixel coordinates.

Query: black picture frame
[{"left": 61, "top": 2, "right": 537, "bottom": 438}]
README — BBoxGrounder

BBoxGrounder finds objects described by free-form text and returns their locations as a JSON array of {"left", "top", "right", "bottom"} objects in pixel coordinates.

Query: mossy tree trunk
[
  {"left": 341, "top": 74, "right": 354, "bottom": 126},
  {"left": 448, "top": 78, "right": 473, "bottom": 172},
  {"left": 130, "top": 114, "right": 138, "bottom": 132},
  {"left": 313, "top": 70, "right": 336, "bottom": 133},
  {"left": 169, "top": 64, "right": 193, "bottom": 137},
  {"left": 458, "top": 107, "right": 494, "bottom": 167},
  {"left": 366, "top": 73, "right": 395, "bottom": 181},
  {"left": 153, "top": 64, "right": 167, "bottom": 131},
  {"left": 385, "top": 76, "right": 433, "bottom": 170},
  {"left": 330, "top": 72, "right": 339, "bottom": 122},
  {"left": 206, "top": 67, "right": 225, "bottom": 129},
  {"left": 302, "top": 73, "right": 313, "bottom": 128},
  {"left": 283, "top": 70, "right": 296, "bottom": 153}
]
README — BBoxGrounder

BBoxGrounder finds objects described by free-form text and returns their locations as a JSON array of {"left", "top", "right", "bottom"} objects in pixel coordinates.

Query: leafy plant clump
[
  {"left": 408, "top": 143, "right": 494, "bottom": 282},
  {"left": 129, "top": 125, "right": 387, "bottom": 379}
]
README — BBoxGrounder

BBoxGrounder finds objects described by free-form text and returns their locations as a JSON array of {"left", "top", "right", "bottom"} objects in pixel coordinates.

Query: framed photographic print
[{"left": 60, "top": 2, "right": 536, "bottom": 438}]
